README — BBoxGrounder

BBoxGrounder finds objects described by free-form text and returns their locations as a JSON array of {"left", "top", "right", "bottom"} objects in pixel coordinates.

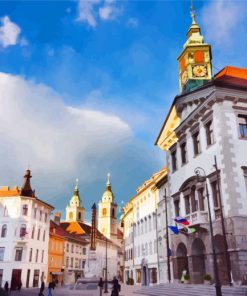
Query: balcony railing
[{"left": 185, "top": 210, "right": 208, "bottom": 225}]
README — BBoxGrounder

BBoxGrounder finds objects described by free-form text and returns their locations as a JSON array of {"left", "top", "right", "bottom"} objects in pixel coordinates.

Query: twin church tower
[{"left": 65, "top": 174, "right": 118, "bottom": 241}]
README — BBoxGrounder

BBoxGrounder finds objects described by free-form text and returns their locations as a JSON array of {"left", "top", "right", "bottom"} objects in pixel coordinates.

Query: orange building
[{"left": 48, "top": 217, "right": 67, "bottom": 285}]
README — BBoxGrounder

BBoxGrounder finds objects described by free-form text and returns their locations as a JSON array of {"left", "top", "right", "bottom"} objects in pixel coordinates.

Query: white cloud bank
[
  {"left": 0, "top": 16, "right": 26, "bottom": 48},
  {"left": 200, "top": 0, "right": 246, "bottom": 46},
  {"left": 0, "top": 73, "right": 132, "bottom": 197}
]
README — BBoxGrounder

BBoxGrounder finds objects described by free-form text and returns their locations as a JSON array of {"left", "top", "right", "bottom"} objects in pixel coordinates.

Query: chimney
[{"left": 54, "top": 212, "right": 61, "bottom": 224}]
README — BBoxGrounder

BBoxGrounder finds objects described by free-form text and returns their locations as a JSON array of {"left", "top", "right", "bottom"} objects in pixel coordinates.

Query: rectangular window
[
  {"left": 174, "top": 200, "right": 180, "bottom": 217},
  {"left": 70, "top": 258, "right": 73, "bottom": 268},
  {"left": 149, "top": 216, "right": 152, "bottom": 231},
  {"left": 71, "top": 244, "right": 74, "bottom": 253},
  {"left": 66, "top": 257, "right": 69, "bottom": 268},
  {"left": 44, "top": 213, "right": 48, "bottom": 222},
  {"left": 3, "top": 206, "right": 8, "bottom": 217},
  {"left": 34, "top": 208, "right": 37, "bottom": 219},
  {"left": 180, "top": 142, "right": 187, "bottom": 164},
  {"left": 41, "top": 250, "right": 44, "bottom": 263},
  {"left": 43, "top": 230, "right": 46, "bottom": 242},
  {"left": 0, "top": 247, "right": 5, "bottom": 261},
  {"left": 22, "top": 204, "right": 28, "bottom": 216},
  {"left": 184, "top": 195, "right": 191, "bottom": 214},
  {"left": 15, "top": 248, "right": 23, "bottom": 261},
  {"left": 82, "top": 260, "right": 86, "bottom": 269},
  {"left": 198, "top": 188, "right": 205, "bottom": 211},
  {"left": 205, "top": 121, "right": 214, "bottom": 146},
  {"left": 192, "top": 131, "right": 200, "bottom": 155},
  {"left": 66, "top": 243, "right": 69, "bottom": 252},
  {"left": 31, "top": 227, "right": 35, "bottom": 239},
  {"left": 171, "top": 150, "right": 177, "bottom": 171},
  {"left": 211, "top": 181, "right": 219, "bottom": 208},
  {"left": 238, "top": 114, "right": 247, "bottom": 138},
  {"left": 37, "top": 229, "right": 40, "bottom": 240},
  {"left": 35, "top": 249, "right": 39, "bottom": 263},
  {"left": 29, "top": 248, "right": 32, "bottom": 262},
  {"left": 83, "top": 248, "right": 86, "bottom": 255},
  {"left": 0, "top": 269, "right": 3, "bottom": 288}
]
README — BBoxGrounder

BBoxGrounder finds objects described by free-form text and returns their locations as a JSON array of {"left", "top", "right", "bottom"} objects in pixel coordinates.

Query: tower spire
[
  {"left": 20, "top": 169, "right": 35, "bottom": 197},
  {"left": 190, "top": 0, "right": 196, "bottom": 24},
  {"left": 106, "top": 173, "right": 111, "bottom": 191}
]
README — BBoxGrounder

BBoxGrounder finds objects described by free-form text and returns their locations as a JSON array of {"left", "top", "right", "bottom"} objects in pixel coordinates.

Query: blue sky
[{"left": 0, "top": 0, "right": 247, "bottom": 221}]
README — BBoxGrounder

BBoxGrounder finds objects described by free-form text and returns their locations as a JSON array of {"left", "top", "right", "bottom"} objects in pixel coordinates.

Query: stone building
[
  {"left": 156, "top": 8, "right": 247, "bottom": 285},
  {"left": 0, "top": 170, "right": 54, "bottom": 289}
]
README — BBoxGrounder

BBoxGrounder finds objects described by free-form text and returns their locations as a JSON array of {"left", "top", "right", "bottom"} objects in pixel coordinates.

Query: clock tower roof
[
  {"left": 69, "top": 178, "right": 83, "bottom": 207},
  {"left": 101, "top": 173, "right": 115, "bottom": 203}
]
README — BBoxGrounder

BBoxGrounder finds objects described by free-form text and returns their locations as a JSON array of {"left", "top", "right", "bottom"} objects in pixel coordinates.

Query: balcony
[{"left": 185, "top": 211, "right": 208, "bottom": 226}]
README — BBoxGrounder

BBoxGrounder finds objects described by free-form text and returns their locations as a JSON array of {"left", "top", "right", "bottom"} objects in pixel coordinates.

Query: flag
[
  {"left": 168, "top": 225, "right": 179, "bottom": 234},
  {"left": 174, "top": 216, "right": 190, "bottom": 226},
  {"left": 187, "top": 227, "right": 196, "bottom": 234}
]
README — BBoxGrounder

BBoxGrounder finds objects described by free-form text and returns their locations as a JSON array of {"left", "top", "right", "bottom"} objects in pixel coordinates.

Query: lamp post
[
  {"left": 104, "top": 236, "right": 108, "bottom": 293},
  {"left": 194, "top": 167, "right": 222, "bottom": 296},
  {"left": 214, "top": 155, "right": 232, "bottom": 286}
]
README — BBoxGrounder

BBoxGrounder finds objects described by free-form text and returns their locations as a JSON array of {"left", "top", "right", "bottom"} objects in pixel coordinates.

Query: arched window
[
  {"left": 111, "top": 208, "right": 115, "bottom": 218},
  {"left": 102, "top": 208, "right": 107, "bottom": 216},
  {"left": 69, "top": 212, "right": 73, "bottom": 220},
  {"left": 1, "top": 224, "right": 7, "bottom": 237},
  {"left": 78, "top": 212, "right": 82, "bottom": 221}
]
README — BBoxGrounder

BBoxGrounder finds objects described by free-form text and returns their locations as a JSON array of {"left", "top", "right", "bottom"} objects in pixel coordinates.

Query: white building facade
[{"left": 0, "top": 170, "right": 53, "bottom": 289}]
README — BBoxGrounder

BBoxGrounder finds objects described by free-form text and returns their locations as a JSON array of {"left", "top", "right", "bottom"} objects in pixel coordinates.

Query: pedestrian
[
  {"left": 47, "top": 282, "right": 54, "bottom": 296},
  {"left": 4, "top": 281, "right": 9, "bottom": 293},
  {"left": 111, "top": 276, "right": 120, "bottom": 296},
  {"left": 98, "top": 277, "right": 104, "bottom": 296},
  {"left": 180, "top": 270, "right": 187, "bottom": 283},
  {"left": 18, "top": 281, "right": 22, "bottom": 293},
  {"left": 38, "top": 281, "right": 45, "bottom": 296}
]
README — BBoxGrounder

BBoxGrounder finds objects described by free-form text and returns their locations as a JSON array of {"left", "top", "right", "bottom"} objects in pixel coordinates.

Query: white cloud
[
  {"left": 200, "top": 0, "right": 246, "bottom": 46},
  {"left": 76, "top": 0, "right": 100, "bottom": 28},
  {"left": 126, "top": 18, "right": 139, "bottom": 28},
  {"left": 0, "top": 72, "right": 132, "bottom": 199},
  {"left": 76, "top": 0, "right": 123, "bottom": 27},
  {"left": 0, "top": 16, "right": 22, "bottom": 48}
]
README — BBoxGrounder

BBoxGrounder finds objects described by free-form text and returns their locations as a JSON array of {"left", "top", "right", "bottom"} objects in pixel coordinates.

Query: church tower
[
  {"left": 66, "top": 179, "right": 85, "bottom": 222},
  {"left": 178, "top": 4, "right": 212, "bottom": 93},
  {"left": 98, "top": 174, "right": 118, "bottom": 241}
]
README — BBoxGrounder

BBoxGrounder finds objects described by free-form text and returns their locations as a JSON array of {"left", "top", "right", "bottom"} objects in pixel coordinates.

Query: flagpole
[{"left": 165, "top": 189, "right": 171, "bottom": 283}]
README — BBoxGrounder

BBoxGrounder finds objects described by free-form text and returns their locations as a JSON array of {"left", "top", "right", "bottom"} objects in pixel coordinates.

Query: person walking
[
  {"left": 4, "top": 281, "right": 9, "bottom": 294},
  {"left": 111, "top": 276, "right": 120, "bottom": 296},
  {"left": 39, "top": 281, "right": 45, "bottom": 296},
  {"left": 47, "top": 282, "right": 54, "bottom": 296},
  {"left": 98, "top": 277, "right": 104, "bottom": 296}
]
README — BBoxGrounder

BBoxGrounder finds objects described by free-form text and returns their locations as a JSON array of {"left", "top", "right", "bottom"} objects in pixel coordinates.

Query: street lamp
[
  {"left": 104, "top": 236, "right": 108, "bottom": 293},
  {"left": 194, "top": 167, "right": 222, "bottom": 296}
]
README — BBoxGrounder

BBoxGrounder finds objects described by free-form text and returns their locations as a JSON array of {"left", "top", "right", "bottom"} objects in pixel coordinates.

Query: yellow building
[{"left": 48, "top": 218, "right": 66, "bottom": 285}]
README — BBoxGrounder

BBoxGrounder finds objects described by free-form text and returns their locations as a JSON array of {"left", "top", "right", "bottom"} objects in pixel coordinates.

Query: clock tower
[
  {"left": 98, "top": 173, "right": 118, "bottom": 241},
  {"left": 178, "top": 5, "right": 212, "bottom": 93}
]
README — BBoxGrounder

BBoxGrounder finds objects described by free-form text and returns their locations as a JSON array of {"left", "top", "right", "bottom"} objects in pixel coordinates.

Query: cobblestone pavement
[{"left": 7, "top": 284, "right": 143, "bottom": 296}]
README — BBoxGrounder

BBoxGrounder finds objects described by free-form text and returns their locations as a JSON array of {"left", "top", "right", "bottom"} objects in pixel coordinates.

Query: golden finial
[
  {"left": 190, "top": 0, "right": 196, "bottom": 24},
  {"left": 75, "top": 178, "right": 79, "bottom": 190}
]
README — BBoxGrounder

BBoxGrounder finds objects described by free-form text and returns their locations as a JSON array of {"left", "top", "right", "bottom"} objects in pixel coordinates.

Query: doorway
[{"left": 11, "top": 269, "right": 22, "bottom": 290}]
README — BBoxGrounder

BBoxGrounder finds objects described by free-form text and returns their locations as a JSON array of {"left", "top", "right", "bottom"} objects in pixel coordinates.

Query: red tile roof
[{"left": 215, "top": 66, "right": 247, "bottom": 88}]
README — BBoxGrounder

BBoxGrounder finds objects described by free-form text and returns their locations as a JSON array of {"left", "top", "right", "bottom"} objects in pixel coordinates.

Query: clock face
[
  {"left": 181, "top": 70, "right": 188, "bottom": 85},
  {"left": 192, "top": 65, "right": 208, "bottom": 77}
]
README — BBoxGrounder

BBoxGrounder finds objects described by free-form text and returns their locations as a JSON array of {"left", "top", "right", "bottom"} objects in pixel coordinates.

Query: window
[
  {"left": 66, "top": 243, "right": 69, "bottom": 252},
  {"left": 1, "top": 225, "right": 7, "bottom": 238},
  {"left": 174, "top": 200, "right": 180, "bottom": 217},
  {"left": 29, "top": 248, "right": 33, "bottom": 262},
  {"left": 66, "top": 257, "right": 69, "bottom": 268},
  {"left": 0, "top": 247, "right": 5, "bottom": 261},
  {"left": 78, "top": 212, "right": 81, "bottom": 220},
  {"left": 149, "top": 216, "right": 152, "bottom": 231},
  {"left": 35, "top": 249, "right": 39, "bottom": 262},
  {"left": 82, "top": 260, "right": 86, "bottom": 268},
  {"left": 83, "top": 248, "right": 86, "bottom": 255},
  {"left": 149, "top": 242, "right": 152, "bottom": 255},
  {"left": 70, "top": 258, "right": 73, "bottom": 268},
  {"left": 238, "top": 114, "right": 247, "bottom": 138},
  {"left": 0, "top": 269, "right": 3, "bottom": 287},
  {"left": 41, "top": 250, "right": 44, "bottom": 263},
  {"left": 205, "top": 121, "right": 214, "bottom": 146},
  {"left": 20, "top": 224, "right": 27, "bottom": 238},
  {"left": 3, "top": 206, "right": 8, "bottom": 217},
  {"left": 111, "top": 208, "right": 115, "bottom": 217},
  {"left": 71, "top": 244, "right": 74, "bottom": 253},
  {"left": 22, "top": 204, "right": 28, "bottom": 216},
  {"left": 37, "top": 229, "right": 41, "bottom": 240},
  {"left": 15, "top": 248, "right": 23, "bottom": 261},
  {"left": 39, "top": 211, "right": 42, "bottom": 221},
  {"left": 171, "top": 150, "right": 177, "bottom": 171},
  {"left": 180, "top": 142, "right": 187, "bottom": 164},
  {"left": 102, "top": 208, "right": 107, "bottom": 216},
  {"left": 141, "top": 220, "right": 143, "bottom": 235},
  {"left": 243, "top": 167, "right": 247, "bottom": 193},
  {"left": 191, "top": 187, "right": 197, "bottom": 212},
  {"left": 32, "top": 226, "right": 35, "bottom": 238},
  {"left": 198, "top": 188, "right": 205, "bottom": 211},
  {"left": 144, "top": 218, "right": 147, "bottom": 233},
  {"left": 34, "top": 208, "right": 37, "bottom": 219},
  {"left": 192, "top": 131, "right": 200, "bottom": 155},
  {"left": 184, "top": 195, "right": 190, "bottom": 214},
  {"left": 44, "top": 213, "right": 48, "bottom": 222},
  {"left": 145, "top": 243, "right": 148, "bottom": 256},
  {"left": 43, "top": 230, "right": 46, "bottom": 242},
  {"left": 211, "top": 181, "right": 219, "bottom": 208}
]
